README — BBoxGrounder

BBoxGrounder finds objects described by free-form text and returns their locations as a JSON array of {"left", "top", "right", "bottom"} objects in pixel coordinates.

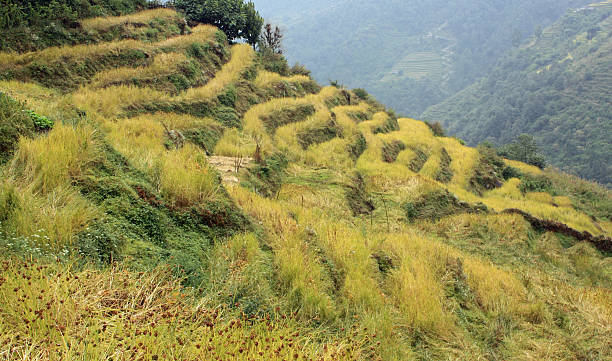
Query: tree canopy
[{"left": 173, "top": 0, "right": 263, "bottom": 45}]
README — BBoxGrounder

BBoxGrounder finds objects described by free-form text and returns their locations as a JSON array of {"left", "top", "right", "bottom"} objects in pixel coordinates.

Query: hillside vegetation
[
  {"left": 423, "top": 2, "right": 612, "bottom": 187},
  {"left": 255, "top": 0, "right": 590, "bottom": 116},
  {"left": 0, "top": 6, "right": 611, "bottom": 361}
]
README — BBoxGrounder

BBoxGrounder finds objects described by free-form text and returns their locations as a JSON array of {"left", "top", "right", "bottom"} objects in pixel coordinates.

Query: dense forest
[
  {"left": 423, "top": 3, "right": 612, "bottom": 187},
  {"left": 255, "top": 0, "right": 590, "bottom": 116}
]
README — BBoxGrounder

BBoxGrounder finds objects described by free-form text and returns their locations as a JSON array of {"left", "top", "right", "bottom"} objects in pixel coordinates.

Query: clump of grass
[
  {"left": 1, "top": 124, "right": 100, "bottom": 248},
  {"left": 156, "top": 144, "right": 219, "bottom": 208},
  {"left": 7, "top": 123, "right": 100, "bottom": 194}
]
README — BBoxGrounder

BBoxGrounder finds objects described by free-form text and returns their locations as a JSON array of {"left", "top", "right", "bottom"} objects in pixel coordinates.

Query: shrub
[
  {"left": 243, "top": 152, "right": 288, "bottom": 198},
  {"left": 26, "top": 110, "right": 54, "bottom": 130},
  {"left": 352, "top": 88, "right": 369, "bottom": 100},
  {"left": 289, "top": 63, "right": 311, "bottom": 77},
  {"left": 424, "top": 121, "right": 445, "bottom": 137}
]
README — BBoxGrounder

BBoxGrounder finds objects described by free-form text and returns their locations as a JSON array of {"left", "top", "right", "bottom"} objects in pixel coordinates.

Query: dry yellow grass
[
  {"left": 81, "top": 8, "right": 180, "bottom": 31},
  {"left": 104, "top": 114, "right": 219, "bottom": 207},
  {"left": 505, "top": 159, "right": 544, "bottom": 176},
  {"left": 91, "top": 52, "right": 190, "bottom": 89},
  {"left": 72, "top": 85, "right": 167, "bottom": 119},
  {"left": 0, "top": 258, "right": 365, "bottom": 361},
  {"left": 217, "top": 86, "right": 341, "bottom": 158},
  {"left": 157, "top": 24, "right": 219, "bottom": 49},
  {"left": 179, "top": 44, "right": 254, "bottom": 101},
  {"left": 0, "top": 80, "right": 69, "bottom": 119},
  {"left": 1, "top": 124, "right": 100, "bottom": 248},
  {"left": 157, "top": 144, "right": 219, "bottom": 207},
  {"left": 0, "top": 24, "right": 218, "bottom": 72},
  {"left": 228, "top": 186, "right": 337, "bottom": 320},
  {"left": 7, "top": 124, "right": 100, "bottom": 194},
  {"left": 254, "top": 70, "right": 311, "bottom": 88},
  {"left": 214, "top": 128, "right": 257, "bottom": 158},
  {"left": 439, "top": 137, "right": 480, "bottom": 188},
  {"left": 0, "top": 39, "right": 143, "bottom": 70}
]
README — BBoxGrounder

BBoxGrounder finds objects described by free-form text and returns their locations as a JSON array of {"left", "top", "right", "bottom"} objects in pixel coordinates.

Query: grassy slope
[
  {"left": 423, "top": 2, "right": 612, "bottom": 187},
  {"left": 0, "top": 8, "right": 611, "bottom": 361}
]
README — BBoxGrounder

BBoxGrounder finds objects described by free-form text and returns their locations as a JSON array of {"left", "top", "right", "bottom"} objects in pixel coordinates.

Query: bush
[
  {"left": 289, "top": 63, "right": 311, "bottom": 77},
  {"left": 243, "top": 153, "right": 288, "bottom": 198},
  {"left": 352, "top": 88, "right": 369, "bottom": 100},
  {"left": 424, "top": 121, "right": 445, "bottom": 137},
  {"left": 26, "top": 110, "right": 54, "bottom": 130}
]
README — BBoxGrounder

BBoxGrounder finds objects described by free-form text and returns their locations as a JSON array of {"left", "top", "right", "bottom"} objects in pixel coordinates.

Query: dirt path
[{"left": 208, "top": 156, "right": 252, "bottom": 184}]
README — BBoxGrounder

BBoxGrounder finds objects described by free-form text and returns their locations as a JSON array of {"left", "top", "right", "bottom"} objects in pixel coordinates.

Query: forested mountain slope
[
  {"left": 256, "top": 0, "right": 589, "bottom": 116},
  {"left": 0, "top": 4, "right": 611, "bottom": 361},
  {"left": 423, "top": 1, "right": 612, "bottom": 187}
]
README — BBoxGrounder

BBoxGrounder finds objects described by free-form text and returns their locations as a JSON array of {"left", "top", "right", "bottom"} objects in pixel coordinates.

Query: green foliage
[
  {"left": 0, "top": 93, "right": 35, "bottom": 164},
  {"left": 174, "top": 0, "right": 263, "bottom": 45},
  {"left": 372, "top": 115, "right": 399, "bottom": 134},
  {"left": 498, "top": 134, "right": 546, "bottom": 169},
  {"left": 289, "top": 63, "right": 310, "bottom": 77},
  {"left": 26, "top": 110, "right": 54, "bottom": 130},
  {"left": 0, "top": 0, "right": 149, "bottom": 51},
  {"left": 75, "top": 143, "right": 248, "bottom": 287},
  {"left": 217, "top": 85, "right": 237, "bottom": 107},
  {"left": 408, "top": 147, "right": 429, "bottom": 172},
  {"left": 352, "top": 88, "right": 369, "bottom": 100},
  {"left": 182, "top": 123, "right": 224, "bottom": 155},
  {"left": 260, "top": 51, "right": 289, "bottom": 76},
  {"left": 424, "top": 5, "right": 612, "bottom": 186},
  {"left": 242, "top": 153, "right": 288, "bottom": 198},
  {"left": 214, "top": 106, "right": 240, "bottom": 128},
  {"left": 424, "top": 121, "right": 445, "bottom": 137},
  {"left": 346, "top": 132, "right": 367, "bottom": 161}
]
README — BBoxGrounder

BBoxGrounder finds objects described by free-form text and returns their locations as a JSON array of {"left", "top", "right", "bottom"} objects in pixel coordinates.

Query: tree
[
  {"left": 243, "top": 1, "right": 263, "bottom": 47},
  {"left": 499, "top": 134, "right": 547, "bottom": 169},
  {"left": 259, "top": 23, "right": 283, "bottom": 54},
  {"left": 173, "top": 0, "right": 262, "bottom": 45}
]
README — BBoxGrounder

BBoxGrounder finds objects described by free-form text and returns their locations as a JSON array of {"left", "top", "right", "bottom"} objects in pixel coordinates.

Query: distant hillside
[
  {"left": 256, "top": 0, "right": 589, "bottom": 116},
  {"left": 0, "top": 5, "right": 611, "bottom": 361},
  {"left": 423, "top": 2, "right": 612, "bottom": 187}
]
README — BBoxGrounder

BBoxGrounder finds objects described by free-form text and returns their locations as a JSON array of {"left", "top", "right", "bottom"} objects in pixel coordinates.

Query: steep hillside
[
  {"left": 1, "top": 7, "right": 611, "bottom": 361},
  {"left": 423, "top": 1, "right": 612, "bottom": 187},
  {"left": 256, "top": 0, "right": 590, "bottom": 116}
]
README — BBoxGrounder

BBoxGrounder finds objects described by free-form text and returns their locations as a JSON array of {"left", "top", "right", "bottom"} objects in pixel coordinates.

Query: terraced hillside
[
  {"left": 0, "top": 8, "right": 611, "bottom": 361},
  {"left": 423, "top": 1, "right": 612, "bottom": 186}
]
